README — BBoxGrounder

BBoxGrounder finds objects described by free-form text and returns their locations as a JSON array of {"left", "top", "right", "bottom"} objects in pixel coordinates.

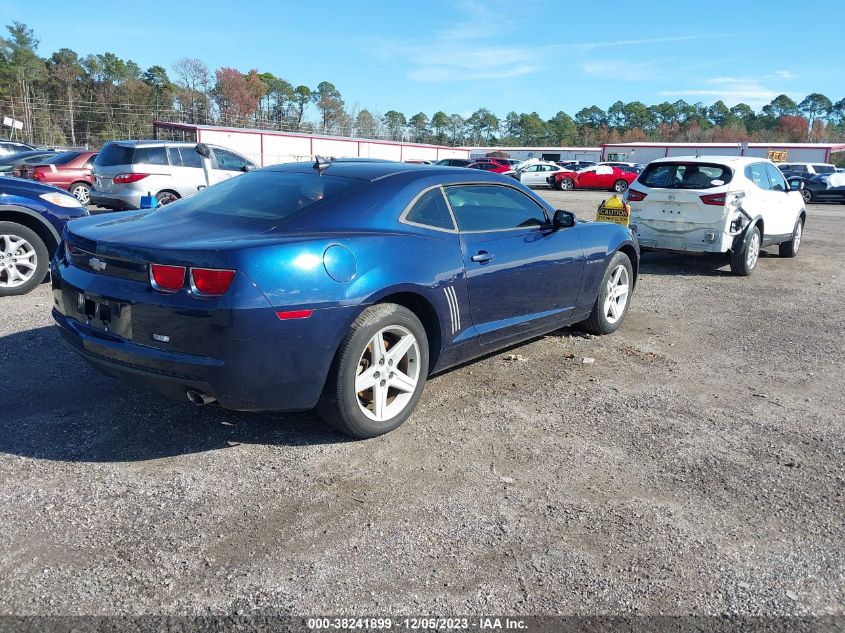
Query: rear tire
[
  {"left": 730, "top": 225, "right": 761, "bottom": 276},
  {"left": 579, "top": 251, "right": 633, "bottom": 335},
  {"left": 155, "top": 190, "right": 180, "bottom": 206},
  {"left": 778, "top": 217, "right": 803, "bottom": 258},
  {"left": 317, "top": 303, "right": 429, "bottom": 439},
  {"left": 0, "top": 222, "right": 49, "bottom": 297},
  {"left": 69, "top": 182, "right": 91, "bottom": 205},
  {"left": 801, "top": 189, "right": 812, "bottom": 203}
]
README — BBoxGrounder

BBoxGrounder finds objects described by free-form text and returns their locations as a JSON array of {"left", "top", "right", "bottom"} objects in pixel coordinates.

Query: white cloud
[
  {"left": 581, "top": 61, "right": 658, "bottom": 82},
  {"left": 775, "top": 69, "right": 797, "bottom": 80},
  {"left": 373, "top": 2, "right": 730, "bottom": 84},
  {"left": 660, "top": 77, "right": 784, "bottom": 107}
]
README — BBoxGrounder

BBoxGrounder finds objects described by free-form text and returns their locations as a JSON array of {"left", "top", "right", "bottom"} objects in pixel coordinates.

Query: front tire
[
  {"left": 0, "top": 222, "right": 49, "bottom": 296},
  {"left": 613, "top": 179, "right": 628, "bottom": 193},
  {"left": 778, "top": 217, "right": 803, "bottom": 258},
  {"left": 317, "top": 303, "right": 429, "bottom": 439},
  {"left": 801, "top": 189, "right": 812, "bottom": 203},
  {"left": 730, "top": 225, "right": 761, "bottom": 276},
  {"left": 579, "top": 251, "right": 633, "bottom": 335},
  {"left": 559, "top": 178, "right": 574, "bottom": 191}
]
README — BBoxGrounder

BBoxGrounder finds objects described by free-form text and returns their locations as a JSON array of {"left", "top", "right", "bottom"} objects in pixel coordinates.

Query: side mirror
[
  {"left": 194, "top": 143, "right": 211, "bottom": 158},
  {"left": 241, "top": 164, "right": 254, "bottom": 172},
  {"left": 553, "top": 209, "right": 576, "bottom": 229}
]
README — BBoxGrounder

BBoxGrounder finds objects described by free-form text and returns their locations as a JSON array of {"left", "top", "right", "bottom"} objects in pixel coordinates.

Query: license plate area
[{"left": 73, "top": 290, "right": 132, "bottom": 339}]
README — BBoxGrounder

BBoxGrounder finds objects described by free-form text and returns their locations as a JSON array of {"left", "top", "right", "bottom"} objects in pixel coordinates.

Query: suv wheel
[
  {"left": 156, "top": 191, "right": 180, "bottom": 206},
  {"left": 778, "top": 217, "right": 803, "bottom": 258},
  {"left": 801, "top": 188, "right": 812, "bottom": 203},
  {"left": 730, "top": 225, "right": 761, "bottom": 276},
  {"left": 0, "top": 222, "right": 49, "bottom": 296}
]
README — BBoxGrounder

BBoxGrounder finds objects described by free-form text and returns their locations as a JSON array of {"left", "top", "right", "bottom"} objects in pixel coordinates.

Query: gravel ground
[{"left": 0, "top": 189, "right": 842, "bottom": 618}]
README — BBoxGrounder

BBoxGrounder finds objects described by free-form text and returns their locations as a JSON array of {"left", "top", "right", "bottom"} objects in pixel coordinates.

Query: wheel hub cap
[
  {"left": 355, "top": 326, "right": 420, "bottom": 422},
  {"left": 0, "top": 235, "right": 37, "bottom": 288},
  {"left": 603, "top": 265, "right": 629, "bottom": 325}
]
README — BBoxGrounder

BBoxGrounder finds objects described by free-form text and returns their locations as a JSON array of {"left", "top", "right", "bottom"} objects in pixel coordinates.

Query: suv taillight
[
  {"left": 190, "top": 268, "right": 236, "bottom": 297},
  {"left": 113, "top": 173, "right": 149, "bottom": 184},
  {"left": 626, "top": 189, "right": 647, "bottom": 202},
  {"left": 700, "top": 193, "right": 727, "bottom": 206},
  {"left": 150, "top": 264, "right": 186, "bottom": 292}
]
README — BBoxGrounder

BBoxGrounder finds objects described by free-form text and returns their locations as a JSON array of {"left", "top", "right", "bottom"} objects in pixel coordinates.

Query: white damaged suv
[{"left": 624, "top": 156, "right": 806, "bottom": 275}]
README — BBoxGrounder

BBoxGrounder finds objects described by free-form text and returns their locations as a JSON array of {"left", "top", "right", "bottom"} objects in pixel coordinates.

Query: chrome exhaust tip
[{"left": 186, "top": 389, "right": 216, "bottom": 406}]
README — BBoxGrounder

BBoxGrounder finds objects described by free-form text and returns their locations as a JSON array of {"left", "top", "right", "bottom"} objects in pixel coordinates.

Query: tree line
[{"left": 2, "top": 21, "right": 845, "bottom": 151}]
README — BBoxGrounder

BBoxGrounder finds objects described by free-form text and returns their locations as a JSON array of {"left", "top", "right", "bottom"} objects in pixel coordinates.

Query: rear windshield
[
  {"left": 638, "top": 162, "right": 732, "bottom": 189},
  {"left": 95, "top": 143, "right": 136, "bottom": 167},
  {"left": 813, "top": 164, "right": 835, "bottom": 174},
  {"left": 40, "top": 151, "right": 83, "bottom": 165},
  {"left": 159, "top": 171, "right": 363, "bottom": 223}
]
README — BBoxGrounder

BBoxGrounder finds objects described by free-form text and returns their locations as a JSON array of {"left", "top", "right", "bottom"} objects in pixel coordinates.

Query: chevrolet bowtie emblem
[{"left": 88, "top": 257, "right": 107, "bottom": 271}]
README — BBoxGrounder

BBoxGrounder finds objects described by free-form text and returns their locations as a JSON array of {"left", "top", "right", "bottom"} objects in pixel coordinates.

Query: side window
[
  {"left": 167, "top": 147, "right": 183, "bottom": 167},
  {"left": 404, "top": 188, "right": 455, "bottom": 231},
  {"left": 213, "top": 149, "right": 248, "bottom": 171},
  {"left": 179, "top": 147, "right": 203, "bottom": 168},
  {"left": 133, "top": 146, "right": 168, "bottom": 165},
  {"left": 745, "top": 164, "right": 772, "bottom": 190},
  {"left": 444, "top": 185, "right": 547, "bottom": 232},
  {"left": 82, "top": 156, "right": 96, "bottom": 169},
  {"left": 765, "top": 164, "right": 787, "bottom": 192}
]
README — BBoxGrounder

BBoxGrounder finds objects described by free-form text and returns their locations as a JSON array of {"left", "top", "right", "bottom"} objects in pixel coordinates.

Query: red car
[
  {"left": 15, "top": 150, "right": 98, "bottom": 204},
  {"left": 467, "top": 160, "right": 511, "bottom": 174},
  {"left": 549, "top": 164, "right": 638, "bottom": 193}
]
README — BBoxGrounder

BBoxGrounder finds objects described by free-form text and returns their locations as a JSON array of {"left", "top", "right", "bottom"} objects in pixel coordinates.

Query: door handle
[{"left": 471, "top": 251, "right": 493, "bottom": 263}]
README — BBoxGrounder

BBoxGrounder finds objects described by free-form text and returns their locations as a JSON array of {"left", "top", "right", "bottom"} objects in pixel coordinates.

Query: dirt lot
[{"left": 0, "top": 189, "right": 842, "bottom": 618}]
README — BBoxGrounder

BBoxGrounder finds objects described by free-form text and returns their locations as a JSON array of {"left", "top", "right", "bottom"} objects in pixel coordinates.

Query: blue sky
[{"left": 3, "top": 0, "right": 843, "bottom": 119}]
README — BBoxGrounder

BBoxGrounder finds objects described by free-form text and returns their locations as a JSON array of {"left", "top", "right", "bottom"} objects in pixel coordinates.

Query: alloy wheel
[
  {"left": 354, "top": 325, "right": 421, "bottom": 422},
  {"left": 0, "top": 234, "right": 37, "bottom": 289},
  {"left": 746, "top": 231, "right": 760, "bottom": 270},
  {"left": 560, "top": 179, "right": 574, "bottom": 191},
  {"left": 603, "top": 264, "right": 630, "bottom": 324},
  {"left": 71, "top": 184, "right": 90, "bottom": 204}
]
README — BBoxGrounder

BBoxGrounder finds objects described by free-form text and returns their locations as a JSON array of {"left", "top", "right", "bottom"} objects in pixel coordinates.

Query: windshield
[
  {"left": 157, "top": 170, "right": 364, "bottom": 223},
  {"left": 639, "top": 162, "right": 732, "bottom": 189}
]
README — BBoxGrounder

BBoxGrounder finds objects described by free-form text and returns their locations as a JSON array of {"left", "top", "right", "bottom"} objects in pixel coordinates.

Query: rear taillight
[
  {"left": 700, "top": 193, "right": 727, "bottom": 206},
  {"left": 190, "top": 268, "right": 235, "bottom": 297},
  {"left": 626, "top": 189, "right": 647, "bottom": 202},
  {"left": 33, "top": 169, "right": 45, "bottom": 181},
  {"left": 150, "top": 264, "right": 186, "bottom": 292},
  {"left": 113, "top": 173, "right": 149, "bottom": 184}
]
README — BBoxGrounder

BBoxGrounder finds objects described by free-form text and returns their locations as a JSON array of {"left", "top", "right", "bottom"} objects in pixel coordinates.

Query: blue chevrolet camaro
[{"left": 51, "top": 160, "right": 639, "bottom": 438}]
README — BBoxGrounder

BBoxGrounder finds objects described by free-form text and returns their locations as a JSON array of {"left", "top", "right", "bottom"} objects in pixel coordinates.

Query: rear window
[
  {"left": 638, "top": 162, "right": 732, "bottom": 189},
  {"left": 95, "top": 143, "right": 135, "bottom": 167},
  {"left": 40, "top": 151, "right": 83, "bottom": 165},
  {"left": 159, "top": 171, "right": 363, "bottom": 223}
]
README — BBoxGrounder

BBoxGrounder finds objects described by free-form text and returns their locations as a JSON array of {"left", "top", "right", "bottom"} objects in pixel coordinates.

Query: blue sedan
[
  {"left": 51, "top": 161, "right": 639, "bottom": 438},
  {"left": 0, "top": 175, "right": 89, "bottom": 295}
]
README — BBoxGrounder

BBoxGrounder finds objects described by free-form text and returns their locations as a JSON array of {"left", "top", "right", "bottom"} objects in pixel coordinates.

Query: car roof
[
  {"left": 265, "top": 160, "right": 507, "bottom": 182},
  {"left": 649, "top": 155, "right": 771, "bottom": 167}
]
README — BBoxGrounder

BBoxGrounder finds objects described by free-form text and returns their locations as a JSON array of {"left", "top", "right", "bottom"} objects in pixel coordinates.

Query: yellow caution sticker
[{"left": 596, "top": 195, "right": 630, "bottom": 227}]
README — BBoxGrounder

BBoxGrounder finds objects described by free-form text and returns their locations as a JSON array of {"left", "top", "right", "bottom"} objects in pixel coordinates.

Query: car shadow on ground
[
  {"left": 0, "top": 326, "right": 351, "bottom": 464},
  {"left": 638, "top": 250, "right": 779, "bottom": 277}
]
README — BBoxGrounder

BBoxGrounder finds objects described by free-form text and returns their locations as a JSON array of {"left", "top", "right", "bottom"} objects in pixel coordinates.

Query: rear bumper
[
  {"left": 50, "top": 260, "right": 356, "bottom": 412},
  {"left": 632, "top": 222, "right": 730, "bottom": 253},
  {"left": 89, "top": 189, "right": 142, "bottom": 211}
]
